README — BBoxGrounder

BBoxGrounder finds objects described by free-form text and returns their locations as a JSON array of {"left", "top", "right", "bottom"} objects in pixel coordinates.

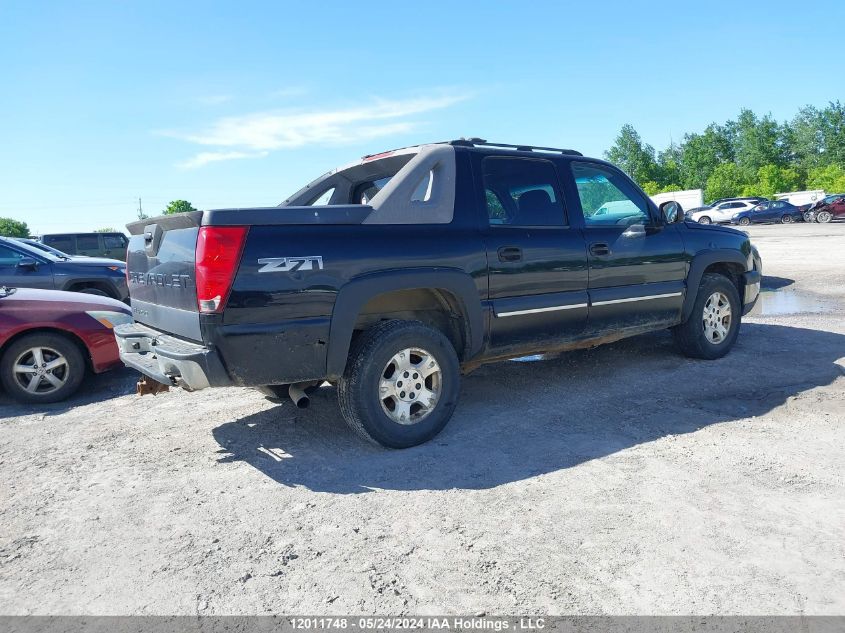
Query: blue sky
[{"left": 1, "top": 0, "right": 842, "bottom": 234}]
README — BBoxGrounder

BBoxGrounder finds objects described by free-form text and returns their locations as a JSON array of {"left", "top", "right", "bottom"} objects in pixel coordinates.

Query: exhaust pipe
[
  {"left": 137, "top": 375, "right": 170, "bottom": 396},
  {"left": 288, "top": 382, "right": 312, "bottom": 409}
]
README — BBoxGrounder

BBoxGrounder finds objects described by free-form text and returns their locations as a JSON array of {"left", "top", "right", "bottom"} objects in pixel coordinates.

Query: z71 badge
[{"left": 257, "top": 256, "right": 324, "bottom": 273}]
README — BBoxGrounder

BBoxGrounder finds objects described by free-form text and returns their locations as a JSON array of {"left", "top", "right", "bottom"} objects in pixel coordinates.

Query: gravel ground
[{"left": 1, "top": 223, "right": 844, "bottom": 615}]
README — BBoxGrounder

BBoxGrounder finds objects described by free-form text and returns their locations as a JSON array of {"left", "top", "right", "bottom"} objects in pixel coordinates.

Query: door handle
[
  {"left": 497, "top": 246, "right": 522, "bottom": 262},
  {"left": 589, "top": 242, "right": 611, "bottom": 256}
]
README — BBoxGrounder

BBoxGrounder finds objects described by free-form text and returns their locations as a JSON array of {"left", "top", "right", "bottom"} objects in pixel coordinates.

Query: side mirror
[
  {"left": 659, "top": 200, "right": 684, "bottom": 223},
  {"left": 16, "top": 257, "right": 39, "bottom": 270}
]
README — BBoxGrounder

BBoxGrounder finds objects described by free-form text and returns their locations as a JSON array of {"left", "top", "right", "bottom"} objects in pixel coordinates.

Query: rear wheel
[
  {"left": 338, "top": 320, "right": 460, "bottom": 448},
  {"left": 781, "top": 214, "right": 794, "bottom": 224},
  {"left": 0, "top": 333, "right": 86, "bottom": 403},
  {"left": 672, "top": 273, "right": 741, "bottom": 360},
  {"left": 698, "top": 216, "right": 712, "bottom": 224},
  {"left": 738, "top": 217, "right": 750, "bottom": 226},
  {"left": 816, "top": 210, "right": 833, "bottom": 223}
]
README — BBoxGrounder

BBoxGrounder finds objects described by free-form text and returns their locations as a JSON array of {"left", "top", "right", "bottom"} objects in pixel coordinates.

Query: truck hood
[
  {"left": 684, "top": 221, "right": 747, "bottom": 237},
  {"left": 0, "top": 287, "right": 129, "bottom": 311}
]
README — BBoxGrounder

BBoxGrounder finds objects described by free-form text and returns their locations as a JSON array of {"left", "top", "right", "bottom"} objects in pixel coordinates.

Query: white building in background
[
  {"left": 650, "top": 188, "right": 704, "bottom": 212},
  {"left": 774, "top": 190, "right": 825, "bottom": 206}
]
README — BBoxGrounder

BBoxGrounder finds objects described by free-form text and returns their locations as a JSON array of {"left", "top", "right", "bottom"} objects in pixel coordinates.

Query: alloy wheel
[
  {"left": 12, "top": 346, "right": 69, "bottom": 395},
  {"left": 702, "top": 292, "right": 732, "bottom": 344},
  {"left": 378, "top": 347, "right": 441, "bottom": 425}
]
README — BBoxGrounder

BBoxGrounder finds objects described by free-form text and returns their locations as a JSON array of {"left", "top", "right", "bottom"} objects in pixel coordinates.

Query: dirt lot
[{"left": 1, "top": 223, "right": 844, "bottom": 615}]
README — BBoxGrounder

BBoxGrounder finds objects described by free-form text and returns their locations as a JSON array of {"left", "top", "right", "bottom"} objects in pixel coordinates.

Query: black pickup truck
[{"left": 115, "top": 139, "right": 761, "bottom": 448}]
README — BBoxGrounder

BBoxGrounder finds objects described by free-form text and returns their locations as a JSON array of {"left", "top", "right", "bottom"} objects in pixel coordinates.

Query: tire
[
  {"left": 78, "top": 287, "right": 110, "bottom": 297},
  {"left": 0, "top": 332, "right": 86, "bottom": 403},
  {"left": 698, "top": 216, "right": 712, "bottom": 224},
  {"left": 672, "top": 273, "right": 742, "bottom": 360},
  {"left": 816, "top": 210, "right": 833, "bottom": 223},
  {"left": 738, "top": 217, "right": 750, "bottom": 226},
  {"left": 338, "top": 320, "right": 460, "bottom": 448},
  {"left": 781, "top": 214, "right": 794, "bottom": 224},
  {"left": 803, "top": 212, "right": 814, "bottom": 223}
]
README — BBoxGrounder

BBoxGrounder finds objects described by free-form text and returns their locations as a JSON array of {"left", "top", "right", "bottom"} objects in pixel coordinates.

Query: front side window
[
  {"left": 103, "top": 235, "right": 126, "bottom": 249},
  {"left": 0, "top": 245, "right": 25, "bottom": 267},
  {"left": 77, "top": 235, "right": 99, "bottom": 250},
  {"left": 571, "top": 162, "right": 651, "bottom": 227},
  {"left": 482, "top": 157, "right": 566, "bottom": 226}
]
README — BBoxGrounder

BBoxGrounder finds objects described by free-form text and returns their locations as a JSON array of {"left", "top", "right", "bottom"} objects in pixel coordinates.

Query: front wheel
[
  {"left": 816, "top": 210, "right": 833, "bottom": 223},
  {"left": 738, "top": 217, "right": 751, "bottom": 226},
  {"left": 803, "top": 211, "right": 814, "bottom": 223},
  {"left": 697, "top": 216, "right": 712, "bottom": 224},
  {"left": 672, "top": 273, "right": 741, "bottom": 360},
  {"left": 0, "top": 332, "right": 86, "bottom": 403},
  {"left": 338, "top": 320, "right": 461, "bottom": 448}
]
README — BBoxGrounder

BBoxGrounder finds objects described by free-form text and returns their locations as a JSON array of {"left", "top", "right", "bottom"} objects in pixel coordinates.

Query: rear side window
[
  {"left": 45, "top": 235, "right": 75, "bottom": 252},
  {"left": 482, "top": 157, "right": 566, "bottom": 226},
  {"left": 77, "top": 235, "right": 99, "bottom": 250}
]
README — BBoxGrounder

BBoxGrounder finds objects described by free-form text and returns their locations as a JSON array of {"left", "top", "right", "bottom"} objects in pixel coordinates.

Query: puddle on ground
[{"left": 749, "top": 289, "right": 839, "bottom": 316}]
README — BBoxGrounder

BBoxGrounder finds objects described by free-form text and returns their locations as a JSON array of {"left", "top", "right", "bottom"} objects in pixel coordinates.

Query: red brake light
[{"left": 195, "top": 226, "right": 248, "bottom": 313}]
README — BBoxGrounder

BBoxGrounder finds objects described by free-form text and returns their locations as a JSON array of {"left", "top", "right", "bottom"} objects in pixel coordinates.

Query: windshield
[
  {"left": 18, "top": 239, "right": 71, "bottom": 259},
  {"left": 8, "top": 239, "right": 62, "bottom": 262}
]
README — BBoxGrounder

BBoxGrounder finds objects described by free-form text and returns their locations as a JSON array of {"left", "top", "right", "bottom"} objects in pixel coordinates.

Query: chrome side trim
[
  {"left": 496, "top": 303, "right": 588, "bottom": 318},
  {"left": 591, "top": 291, "right": 683, "bottom": 307}
]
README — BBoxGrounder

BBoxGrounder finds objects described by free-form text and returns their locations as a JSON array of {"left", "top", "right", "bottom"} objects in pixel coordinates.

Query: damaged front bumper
[{"left": 114, "top": 322, "right": 232, "bottom": 391}]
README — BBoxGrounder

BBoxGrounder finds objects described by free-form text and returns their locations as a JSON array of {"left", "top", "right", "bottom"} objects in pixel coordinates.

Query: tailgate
[{"left": 126, "top": 212, "right": 203, "bottom": 341}]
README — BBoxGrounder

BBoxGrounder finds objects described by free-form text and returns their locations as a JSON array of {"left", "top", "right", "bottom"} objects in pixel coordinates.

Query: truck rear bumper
[{"left": 114, "top": 322, "right": 232, "bottom": 391}]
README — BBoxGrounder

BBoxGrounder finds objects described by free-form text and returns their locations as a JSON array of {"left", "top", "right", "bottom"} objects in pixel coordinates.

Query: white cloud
[
  {"left": 178, "top": 150, "right": 268, "bottom": 169},
  {"left": 165, "top": 92, "right": 469, "bottom": 167}
]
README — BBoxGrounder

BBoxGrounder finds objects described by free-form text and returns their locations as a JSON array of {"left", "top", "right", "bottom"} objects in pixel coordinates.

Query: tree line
[
  {"left": 0, "top": 200, "right": 197, "bottom": 238},
  {"left": 605, "top": 101, "right": 845, "bottom": 202}
]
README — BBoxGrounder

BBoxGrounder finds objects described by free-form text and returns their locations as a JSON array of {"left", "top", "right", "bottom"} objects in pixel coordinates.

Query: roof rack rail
[{"left": 449, "top": 138, "right": 583, "bottom": 156}]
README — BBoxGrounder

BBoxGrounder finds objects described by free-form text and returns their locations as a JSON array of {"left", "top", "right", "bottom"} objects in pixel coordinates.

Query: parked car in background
[
  {"left": 730, "top": 200, "right": 804, "bottom": 225},
  {"left": 804, "top": 193, "right": 845, "bottom": 222},
  {"left": 40, "top": 232, "right": 129, "bottom": 261},
  {"left": 689, "top": 200, "right": 756, "bottom": 224},
  {"left": 0, "top": 237, "right": 129, "bottom": 301},
  {"left": 0, "top": 286, "right": 131, "bottom": 403}
]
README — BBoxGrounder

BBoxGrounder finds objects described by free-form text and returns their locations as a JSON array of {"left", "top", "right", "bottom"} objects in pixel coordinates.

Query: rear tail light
[{"left": 195, "top": 226, "right": 248, "bottom": 313}]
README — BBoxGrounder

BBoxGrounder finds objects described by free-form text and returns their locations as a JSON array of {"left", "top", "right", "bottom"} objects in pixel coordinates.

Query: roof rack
[{"left": 449, "top": 137, "right": 582, "bottom": 156}]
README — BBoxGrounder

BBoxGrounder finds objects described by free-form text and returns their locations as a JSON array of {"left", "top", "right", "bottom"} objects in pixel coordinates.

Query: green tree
[
  {"left": 807, "top": 164, "right": 845, "bottom": 193},
  {"left": 0, "top": 217, "right": 30, "bottom": 238},
  {"left": 730, "top": 109, "right": 787, "bottom": 174},
  {"left": 705, "top": 163, "right": 749, "bottom": 202},
  {"left": 94, "top": 227, "right": 118, "bottom": 233},
  {"left": 657, "top": 143, "right": 683, "bottom": 188},
  {"left": 163, "top": 200, "right": 197, "bottom": 215},
  {"left": 817, "top": 101, "right": 845, "bottom": 167},
  {"left": 742, "top": 164, "right": 804, "bottom": 198},
  {"left": 605, "top": 124, "right": 659, "bottom": 184},
  {"left": 678, "top": 124, "right": 734, "bottom": 190}
]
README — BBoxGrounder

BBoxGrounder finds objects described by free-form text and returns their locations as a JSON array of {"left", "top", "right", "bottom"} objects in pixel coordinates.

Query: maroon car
[
  {"left": 812, "top": 194, "right": 845, "bottom": 223},
  {"left": 0, "top": 286, "right": 132, "bottom": 403}
]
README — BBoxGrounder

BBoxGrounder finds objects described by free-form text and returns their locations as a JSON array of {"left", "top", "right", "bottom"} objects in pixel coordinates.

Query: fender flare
[
  {"left": 683, "top": 250, "right": 748, "bottom": 321},
  {"left": 326, "top": 268, "right": 484, "bottom": 378}
]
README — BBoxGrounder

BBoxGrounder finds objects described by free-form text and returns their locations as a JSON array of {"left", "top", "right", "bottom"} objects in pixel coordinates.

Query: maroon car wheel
[{"left": 0, "top": 333, "right": 86, "bottom": 404}]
